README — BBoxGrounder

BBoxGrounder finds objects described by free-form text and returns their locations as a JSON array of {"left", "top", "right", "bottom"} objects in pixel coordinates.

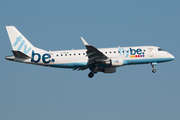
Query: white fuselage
[{"left": 11, "top": 46, "right": 174, "bottom": 69}]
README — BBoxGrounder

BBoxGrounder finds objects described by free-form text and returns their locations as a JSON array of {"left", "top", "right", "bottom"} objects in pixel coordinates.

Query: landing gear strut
[
  {"left": 93, "top": 67, "right": 98, "bottom": 74},
  {"left": 88, "top": 66, "right": 98, "bottom": 78}
]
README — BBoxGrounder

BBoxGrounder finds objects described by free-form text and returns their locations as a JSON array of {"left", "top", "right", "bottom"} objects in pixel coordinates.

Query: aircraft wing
[{"left": 81, "top": 37, "right": 108, "bottom": 65}]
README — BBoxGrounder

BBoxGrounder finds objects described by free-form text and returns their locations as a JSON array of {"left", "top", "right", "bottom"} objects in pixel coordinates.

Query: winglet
[{"left": 81, "top": 37, "right": 89, "bottom": 45}]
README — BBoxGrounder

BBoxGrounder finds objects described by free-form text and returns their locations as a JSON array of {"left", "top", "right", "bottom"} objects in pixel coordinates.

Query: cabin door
[{"left": 148, "top": 48, "right": 154, "bottom": 57}]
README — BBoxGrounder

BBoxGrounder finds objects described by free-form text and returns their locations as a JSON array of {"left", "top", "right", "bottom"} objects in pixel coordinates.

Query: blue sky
[{"left": 0, "top": 0, "right": 180, "bottom": 120}]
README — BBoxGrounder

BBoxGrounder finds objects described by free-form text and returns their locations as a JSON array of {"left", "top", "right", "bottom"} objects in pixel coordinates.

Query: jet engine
[{"left": 104, "top": 58, "right": 123, "bottom": 67}]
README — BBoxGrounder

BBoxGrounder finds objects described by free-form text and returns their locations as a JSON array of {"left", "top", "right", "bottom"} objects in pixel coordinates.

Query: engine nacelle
[
  {"left": 111, "top": 58, "right": 123, "bottom": 66},
  {"left": 103, "top": 67, "right": 116, "bottom": 73},
  {"left": 104, "top": 58, "right": 123, "bottom": 67}
]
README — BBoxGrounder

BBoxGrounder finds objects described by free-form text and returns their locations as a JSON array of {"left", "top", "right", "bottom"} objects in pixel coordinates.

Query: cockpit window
[{"left": 158, "top": 48, "right": 165, "bottom": 51}]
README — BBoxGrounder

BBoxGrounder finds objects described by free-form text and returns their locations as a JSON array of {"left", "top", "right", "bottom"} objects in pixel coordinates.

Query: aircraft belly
[
  {"left": 124, "top": 57, "right": 172, "bottom": 65},
  {"left": 49, "top": 62, "right": 87, "bottom": 68}
]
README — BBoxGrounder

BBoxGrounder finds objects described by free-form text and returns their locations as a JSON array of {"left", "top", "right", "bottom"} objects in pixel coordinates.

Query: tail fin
[{"left": 6, "top": 26, "right": 46, "bottom": 57}]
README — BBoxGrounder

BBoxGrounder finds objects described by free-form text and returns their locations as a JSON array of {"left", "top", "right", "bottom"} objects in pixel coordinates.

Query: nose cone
[{"left": 169, "top": 53, "right": 175, "bottom": 60}]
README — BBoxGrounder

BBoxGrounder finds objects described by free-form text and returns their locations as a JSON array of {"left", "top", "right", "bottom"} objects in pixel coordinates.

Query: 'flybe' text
[
  {"left": 14, "top": 36, "right": 55, "bottom": 64},
  {"left": 119, "top": 48, "right": 145, "bottom": 58},
  {"left": 31, "top": 50, "right": 55, "bottom": 64},
  {"left": 13, "top": 36, "right": 32, "bottom": 54}
]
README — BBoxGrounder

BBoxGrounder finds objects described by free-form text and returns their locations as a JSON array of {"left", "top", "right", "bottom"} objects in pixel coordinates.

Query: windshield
[{"left": 158, "top": 48, "right": 165, "bottom": 51}]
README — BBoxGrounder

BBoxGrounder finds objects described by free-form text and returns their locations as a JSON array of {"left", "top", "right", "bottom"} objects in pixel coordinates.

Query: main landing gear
[
  {"left": 151, "top": 62, "right": 157, "bottom": 73},
  {"left": 88, "top": 67, "right": 98, "bottom": 78},
  {"left": 88, "top": 71, "right": 94, "bottom": 78}
]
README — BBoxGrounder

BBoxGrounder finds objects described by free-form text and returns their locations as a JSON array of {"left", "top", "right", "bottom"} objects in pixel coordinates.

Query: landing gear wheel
[
  {"left": 88, "top": 72, "right": 94, "bottom": 78},
  {"left": 152, "top": 69, "right": 156, "bottom": 73}
]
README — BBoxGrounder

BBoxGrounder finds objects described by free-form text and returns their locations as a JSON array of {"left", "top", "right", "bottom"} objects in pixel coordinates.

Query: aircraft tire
[
  {"left": 88, "top": 72, "right": 94, "bottom": 78},
  {"left": 152, "top": 69, "right": 156, "bottom": 73}
]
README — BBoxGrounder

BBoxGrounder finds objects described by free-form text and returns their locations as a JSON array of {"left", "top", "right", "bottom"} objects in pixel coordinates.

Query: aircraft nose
[{"left": 169, "top": 53, "right": 175, "bottom": 60}]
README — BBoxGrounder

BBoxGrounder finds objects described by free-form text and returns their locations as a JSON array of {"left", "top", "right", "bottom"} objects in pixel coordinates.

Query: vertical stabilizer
[{"left": 6, "top": 26, "right": 45, "bottom": 57}]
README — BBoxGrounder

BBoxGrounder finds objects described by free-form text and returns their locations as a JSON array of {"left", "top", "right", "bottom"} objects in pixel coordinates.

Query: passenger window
[
  {"left": 61, "top": 54, "right": 63, "bottom": 56},
  {"left": 74, "top": 53, "right": 76, "bottom": 55},
  {"left": 114, "top": 51, "right": 116, "bottom": 53},
  {"left": 79, "top": 53, "right": 80, "bottom": 55}
]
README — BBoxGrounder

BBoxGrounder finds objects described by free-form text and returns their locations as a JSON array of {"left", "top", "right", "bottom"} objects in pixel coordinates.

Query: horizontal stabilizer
[{"left": 12, "top": 50, "right": 31, "bottom": 59}]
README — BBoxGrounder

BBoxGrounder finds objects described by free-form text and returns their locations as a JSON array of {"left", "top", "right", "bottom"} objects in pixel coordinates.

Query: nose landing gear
[
  {"left": 151, "top": 62, "right": 157, "bottom": 73},
  {"left": 152, "top": 69, "right": 156, "bottom": 73}
]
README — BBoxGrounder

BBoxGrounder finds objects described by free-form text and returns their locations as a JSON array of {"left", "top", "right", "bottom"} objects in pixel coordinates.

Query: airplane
[{"left": 5, "top": 26, "right": 175, "bottom": 78}]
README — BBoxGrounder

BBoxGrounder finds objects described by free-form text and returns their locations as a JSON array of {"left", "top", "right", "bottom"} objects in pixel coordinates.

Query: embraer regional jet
[{"left": 5, "top": 26, "right": 175, "bottom": 78}]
